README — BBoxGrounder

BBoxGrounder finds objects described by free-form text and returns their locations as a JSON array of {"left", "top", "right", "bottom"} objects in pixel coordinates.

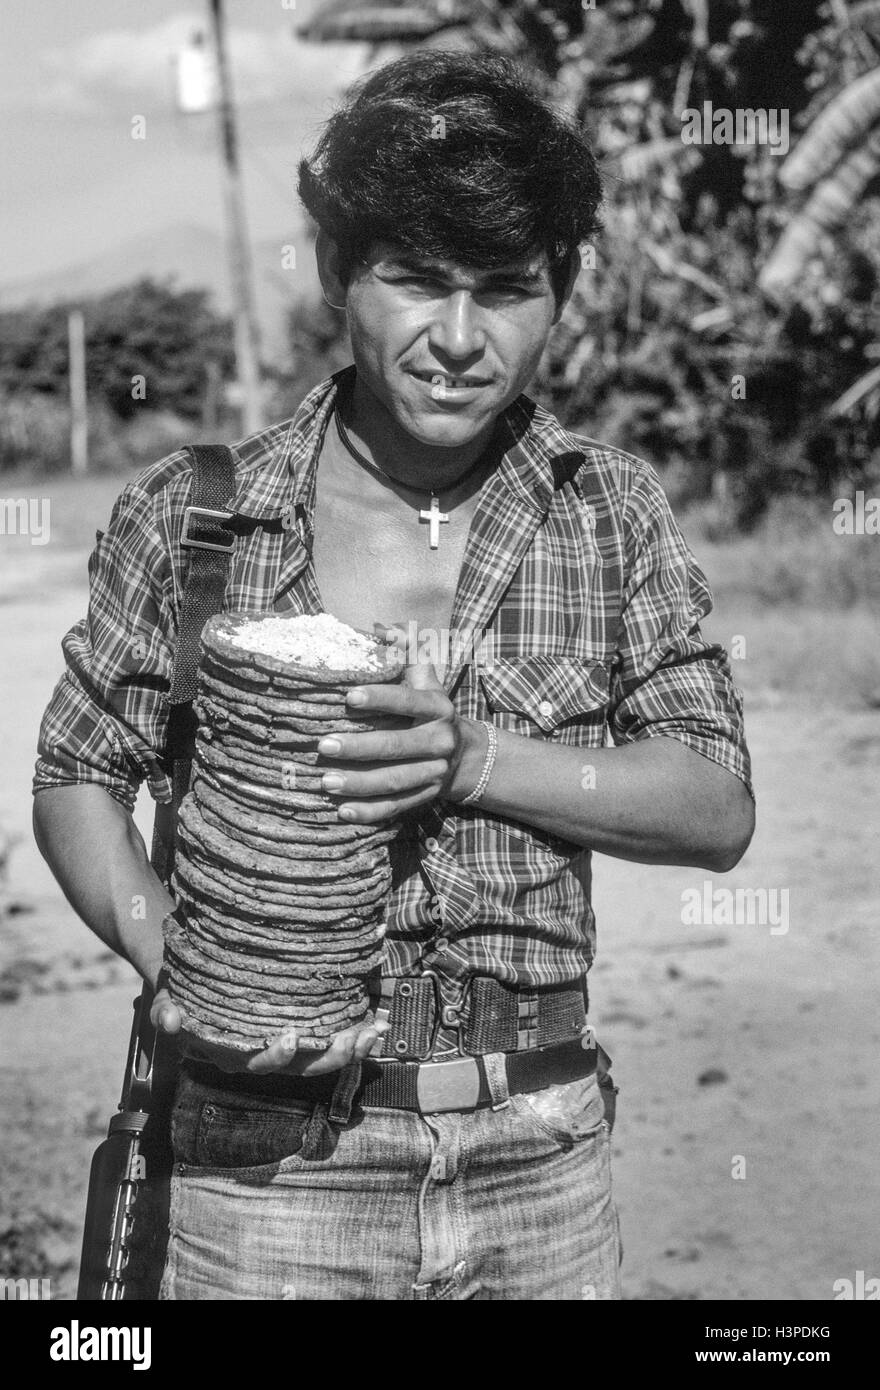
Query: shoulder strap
[
  {"left": 149, "top": 444, "right": 236, "bottom": 888},
  {"left": 550, "top": 451, "right": 585, "bottom": 492}
]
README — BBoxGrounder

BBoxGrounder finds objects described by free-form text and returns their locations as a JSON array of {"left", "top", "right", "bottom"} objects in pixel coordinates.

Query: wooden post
[
  {"left": 208, "top": 0, "right": 263, "bottom": 436},
  {"left": 203, "top": 359, "right": 222, "bottom": 431},
  {"left": 68, "top": 309, "right": 88, "bottom": 475}
]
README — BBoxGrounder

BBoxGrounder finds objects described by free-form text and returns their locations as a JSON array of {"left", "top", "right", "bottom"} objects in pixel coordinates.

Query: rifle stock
[{"left": 77, "top": 985, "right": 177, "bottom": 1300}]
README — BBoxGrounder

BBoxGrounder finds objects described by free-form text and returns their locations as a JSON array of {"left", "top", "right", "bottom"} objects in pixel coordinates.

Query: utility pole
[
  {"left": 207, "top": 0, "right": 263, "bottom": 435},
  {"left": 68, "top": 309, "right": 88, "bottom": 475}
]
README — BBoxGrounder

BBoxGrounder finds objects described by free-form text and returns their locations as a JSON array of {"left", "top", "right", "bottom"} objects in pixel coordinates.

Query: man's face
[{"left": 338, "top": 241, "right": 568, "bottom": 449}]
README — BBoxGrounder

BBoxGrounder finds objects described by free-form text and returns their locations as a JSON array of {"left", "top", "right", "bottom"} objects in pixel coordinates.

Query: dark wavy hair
[{"left": 297, "top": 50, "right": 602, "bottom": 303}]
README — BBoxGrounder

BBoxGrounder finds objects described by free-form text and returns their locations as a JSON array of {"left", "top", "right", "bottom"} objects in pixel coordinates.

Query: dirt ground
[{"left": 1, "top": 478, "right": 878, "bottom": 1301}]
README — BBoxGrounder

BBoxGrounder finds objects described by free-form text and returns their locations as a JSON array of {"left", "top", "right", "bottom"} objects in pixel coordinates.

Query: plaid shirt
[{"left": 34, "top": 366, "right": 752, "bottom": 1003}]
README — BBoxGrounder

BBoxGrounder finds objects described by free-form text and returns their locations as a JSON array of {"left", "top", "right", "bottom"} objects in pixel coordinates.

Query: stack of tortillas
[{"left": 164, "top": 612, "right": 406, "bottom": 1052}]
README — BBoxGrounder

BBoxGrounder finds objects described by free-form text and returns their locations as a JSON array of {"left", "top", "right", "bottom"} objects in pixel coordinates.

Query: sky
[{"left": 0, "top": 0, "right": 371, "bottom": 287}]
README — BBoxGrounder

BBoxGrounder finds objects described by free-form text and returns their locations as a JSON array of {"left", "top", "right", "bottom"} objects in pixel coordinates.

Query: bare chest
[{"left": 311, "top": 482, "right": 477, "bottom": 651}]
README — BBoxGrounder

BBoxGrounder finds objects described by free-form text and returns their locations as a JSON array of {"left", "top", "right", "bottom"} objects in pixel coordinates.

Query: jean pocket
[
  {"left": 510, "top": 1074, "right": 608, "bottom": 1148},
  {"left": 172, "top": 1078, "right": 315, "bottom": 1173}
]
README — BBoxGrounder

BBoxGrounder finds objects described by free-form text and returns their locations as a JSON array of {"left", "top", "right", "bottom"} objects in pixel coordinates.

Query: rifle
[
  {"left": 76, "top": 986, "right": 173, "bottom": 1299},
  {"left": 76, "top": 445, "right": 237, "bottom": 1299}
]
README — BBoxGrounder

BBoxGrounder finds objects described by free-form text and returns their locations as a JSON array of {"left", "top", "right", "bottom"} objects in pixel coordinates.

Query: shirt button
[
  {"left": 425, "top": 836, "right": 439, "bottom": 852},
  {"left": 538, "top": 700, "right": 554, "bottom": 718}
]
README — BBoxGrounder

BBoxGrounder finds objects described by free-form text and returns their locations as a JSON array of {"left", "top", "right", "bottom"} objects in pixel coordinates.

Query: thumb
[
  {"left": 151, "top": 988, "right": 182, "bottom": 1035},
  {"left": 404, "top": 660, "right": 443, "bottom": 691}
]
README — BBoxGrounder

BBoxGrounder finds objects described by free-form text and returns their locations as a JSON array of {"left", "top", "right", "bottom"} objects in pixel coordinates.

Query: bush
[
  {"left": 0, "top": 280, "right": 235, "bottom": 430},
  {"left": 0, "top": 388, "right": 71, "bottom": 472}
]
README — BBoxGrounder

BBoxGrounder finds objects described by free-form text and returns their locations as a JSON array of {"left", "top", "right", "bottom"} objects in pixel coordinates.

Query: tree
[
  {"left": 297, "top": 0, "right": 880, "bottom": 523},
  {"left": 0, "top": 280, "right": 235, "bottom": 423}
]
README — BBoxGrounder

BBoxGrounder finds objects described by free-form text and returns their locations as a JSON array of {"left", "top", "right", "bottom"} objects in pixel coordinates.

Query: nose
[{"left": 427, "top": 290, "right": 486, "bottom": 360}]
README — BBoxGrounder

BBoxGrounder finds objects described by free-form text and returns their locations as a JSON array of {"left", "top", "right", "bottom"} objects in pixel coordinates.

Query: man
[{"left": 32, "top": 51, "right": 754, "bottom": 1300}]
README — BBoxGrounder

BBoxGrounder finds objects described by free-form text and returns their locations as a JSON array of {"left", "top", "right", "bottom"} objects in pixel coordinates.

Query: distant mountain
[{"left": 0, "top": 222, "right": 322, "bottom": 358}]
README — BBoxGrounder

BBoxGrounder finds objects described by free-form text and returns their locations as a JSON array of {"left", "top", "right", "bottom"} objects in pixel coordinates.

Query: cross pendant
[{"left": 419, "top": 493, "right": 449, "bottom": 549}]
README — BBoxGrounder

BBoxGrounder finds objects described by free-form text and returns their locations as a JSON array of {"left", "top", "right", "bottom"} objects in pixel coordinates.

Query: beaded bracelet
[{"left": 460, "top": 720, "right": 498, "bottom": 806}]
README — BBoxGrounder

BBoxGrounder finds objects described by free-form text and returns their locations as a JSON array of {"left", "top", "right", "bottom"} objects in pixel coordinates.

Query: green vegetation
[
  {"left": 296, "top": 0, "right": 880, "bottom": 530},
  {"left": 0, "top": 281, "right": 235, "bottom": 472},
  {"left": 3, "top": 2, "right": 879, "bottom": 539}
]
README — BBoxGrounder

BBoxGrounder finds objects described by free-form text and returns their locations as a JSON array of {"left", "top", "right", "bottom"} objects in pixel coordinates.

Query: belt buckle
[
  {"left": 416, "top": 1056, "right": 481, "bottom": 1114},
  {"left": 420, "top": 968, "right": 472, "bottom": 1057}
]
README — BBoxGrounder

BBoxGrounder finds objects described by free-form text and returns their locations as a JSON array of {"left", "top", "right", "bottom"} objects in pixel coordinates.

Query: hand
[
  {"left": 150, "top": 986, "right": 183, "bottom": 1035},
  {"left": 150, "top": 987, "right": 388, "bottom": 1076},
  {"left": 316, "top": 661, "right": 479, "bottom": 823}
]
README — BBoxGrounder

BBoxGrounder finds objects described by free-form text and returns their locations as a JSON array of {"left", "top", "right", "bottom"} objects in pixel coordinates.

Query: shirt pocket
[
  {"left": 477, "top": 654, "right": 610, "bottom": 744},
  {"left": 461, "top": 655, "right": 610, "bottom": 857}
]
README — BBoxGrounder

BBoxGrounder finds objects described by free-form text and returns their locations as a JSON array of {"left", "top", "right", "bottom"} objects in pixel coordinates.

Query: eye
[
  {"left": 484, "top": 280, "right": 531, "bottom": 297},
  {"left": 403, "top": 273, "right": 443, "bottom": 289}
]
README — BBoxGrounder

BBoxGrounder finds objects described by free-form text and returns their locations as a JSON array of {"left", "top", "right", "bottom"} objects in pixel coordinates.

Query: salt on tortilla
[{"left": 227, "top": 613, "right": 383, "bottom": 672}]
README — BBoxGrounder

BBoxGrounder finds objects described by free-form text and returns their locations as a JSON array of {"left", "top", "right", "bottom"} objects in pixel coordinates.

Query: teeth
[{"left": 420, "top": 373, "right": 475, "bottom": 386}]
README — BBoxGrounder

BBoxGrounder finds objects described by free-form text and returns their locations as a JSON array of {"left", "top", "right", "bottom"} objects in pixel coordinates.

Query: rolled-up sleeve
[
  {"left": 32, "top": 481, "right": 175, "bottom": 814},
  {"left": 608, "top": 461, "right": 753, "bottom": 799}
]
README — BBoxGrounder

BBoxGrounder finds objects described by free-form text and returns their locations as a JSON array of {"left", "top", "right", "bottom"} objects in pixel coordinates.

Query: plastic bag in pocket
[{"left": 520, "top": 1073, "right": 606, "bottom": 1138}]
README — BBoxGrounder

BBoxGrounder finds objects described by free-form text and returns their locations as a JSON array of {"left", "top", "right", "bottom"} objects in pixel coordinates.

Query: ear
[
  {"left": 316, "top": 228, "right": 347, "bottom": 309},
  {"left": 551, "top": 247, "right": 583, "bottom": 325}
]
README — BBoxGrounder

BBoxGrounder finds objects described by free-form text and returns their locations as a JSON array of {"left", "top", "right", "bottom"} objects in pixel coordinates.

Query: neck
[{"left": 342, "top": 372, "right": 499, "bottom": 495}]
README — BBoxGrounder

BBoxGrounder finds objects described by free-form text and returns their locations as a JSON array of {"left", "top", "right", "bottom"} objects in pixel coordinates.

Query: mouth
[{"left": 409, "top": 369, "right": 493, "bottom": 390}]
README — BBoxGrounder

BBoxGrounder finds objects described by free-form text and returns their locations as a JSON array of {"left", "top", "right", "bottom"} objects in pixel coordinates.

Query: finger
[
  {"left": 247, "top": 1028, "right": 299, "bottom": 1075},
  {"left": 344, "top": 682, "right": 450, "bottom": 722},
  {"left": 297, "top": 1020, "right": 388, "bottom": 1072},
  {"left": 346, "top": 1027, "right": 378, "bottom": 1060},
  {"left": 373, "top": 620, "right": 409, "bottom": 647},
  {"left": 321, "top": 758, "right": 448, "bottom": 799},
  {"left": 150, "top": 989, "right": 183, "bottom": 1035},
  {"left": 353, "top": 1017, "right": 389, "bottom": 1060},
  {"left": 318, "top": 724, "right": 455, "bottom": 763},
  {"left": 149, "top": 987, "right": 171, "bottom": 1026},
  {"left": 300, "top": 1025, "right": 360, "bottom": 1074},
  {"left": 335, "top": 784, "right": 444, "bottom": 824}
]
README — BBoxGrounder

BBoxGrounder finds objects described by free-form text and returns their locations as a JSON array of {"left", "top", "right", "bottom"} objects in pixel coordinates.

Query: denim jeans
[{"left": 159, "top": 1062, "right": 622, "bottom": 1301}]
